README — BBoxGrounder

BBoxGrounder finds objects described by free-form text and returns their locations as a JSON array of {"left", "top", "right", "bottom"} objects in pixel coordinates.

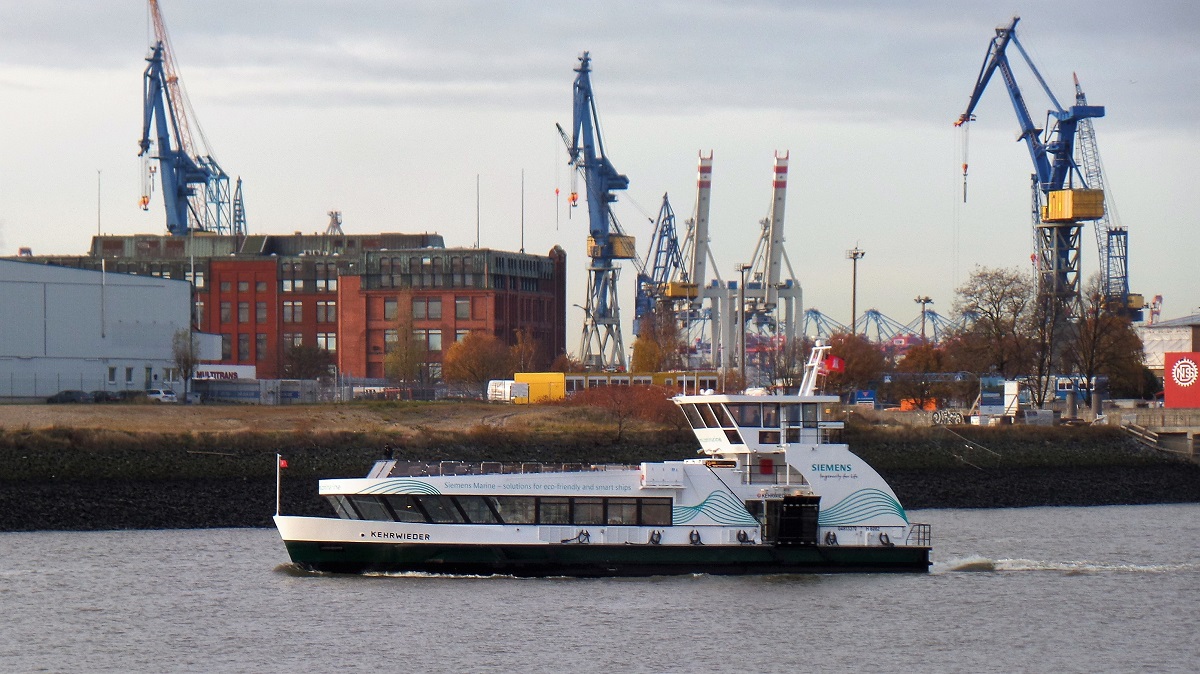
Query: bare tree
[
  {"left": 443, "top": 331, "right": 513, "bottom": 397},
  {"left": 630, "top": 304, "right": 683, "bottom": 372},
  {"left": 384, "top": 319, "right": 428, "bottom": 385},
  {"left": 1064, "top": 276, "right": 1145, "bottom": 404},
  {"left": 950, "top": 266, "right": 1035, "bottom": 379},
  {"left": 510, "top": 328, "right": 545, "bottom": 373},
  {"left": 171, "top": 329, "right": 199, "bottom": 402}
]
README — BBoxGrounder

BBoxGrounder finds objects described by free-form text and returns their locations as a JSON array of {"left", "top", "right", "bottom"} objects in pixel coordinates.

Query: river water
[{"left": 1, "top": 504, "right": 1197, "bottom": 673}]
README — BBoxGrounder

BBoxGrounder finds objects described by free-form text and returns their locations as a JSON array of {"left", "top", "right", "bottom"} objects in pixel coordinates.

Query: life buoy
[
  {"left": 648, "top": 530, "right": 662, "bottom": 545},
  {"left": 824, "top": 531, "right": 838, "bottom": 546},
  {"left": 879, "top": 532, "right": 893, "bottom": 547},
  {"left": 689, "top": 529, "right": 703, "bottom": 545},
  {"left": 736, "top": 530, "right": 750, "bottom": 544}
]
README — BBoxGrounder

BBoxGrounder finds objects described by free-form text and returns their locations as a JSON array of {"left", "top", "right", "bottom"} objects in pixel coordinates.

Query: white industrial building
[
  {"left": 0, "top": 259, "right": 191, "bottom": 400},
  {"left": 1139, "top": 313, "right": 1200, "bottom": 378}
]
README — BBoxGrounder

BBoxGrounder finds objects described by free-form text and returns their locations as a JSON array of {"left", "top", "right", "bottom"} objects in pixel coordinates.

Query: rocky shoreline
[{"left": 1, "top": 424, "right": 1197, "bottom": 532}]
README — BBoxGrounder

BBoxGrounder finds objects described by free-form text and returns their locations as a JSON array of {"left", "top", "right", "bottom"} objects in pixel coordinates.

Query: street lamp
[
  {"left": 736, "top": 263, "right": 752, "bottom": 386},
  {"left": 846, "top": 247, "right": 865, "bottom": 335},
  {"left": 914, "top": 295, "right": 933, "bottom": 343}
]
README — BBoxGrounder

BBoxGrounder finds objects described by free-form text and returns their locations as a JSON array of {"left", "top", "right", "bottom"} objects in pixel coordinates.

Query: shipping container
[{"left": 1042, "top": 189, "right": 1104, "bottom": 222}]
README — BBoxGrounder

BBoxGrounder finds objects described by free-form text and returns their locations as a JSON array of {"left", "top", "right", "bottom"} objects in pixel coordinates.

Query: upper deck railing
[{"left": 377, "top": 460, "right": 641, "bottom": 479}]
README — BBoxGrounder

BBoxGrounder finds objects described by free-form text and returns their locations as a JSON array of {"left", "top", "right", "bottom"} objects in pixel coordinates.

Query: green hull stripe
[
  {"left": 818, "top": 488, "right": 908, "bottom": 526},
  {"left": 673, "top": 491, "right": 759, "bottom": 526}
]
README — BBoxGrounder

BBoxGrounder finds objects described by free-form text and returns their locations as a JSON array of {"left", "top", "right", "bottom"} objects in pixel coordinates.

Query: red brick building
[{"left": 18, "top": 234, "right": 567, "bottom": 381}]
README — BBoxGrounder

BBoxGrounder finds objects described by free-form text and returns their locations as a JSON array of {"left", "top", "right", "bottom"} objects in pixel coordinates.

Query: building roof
[{"left": 1148, "top": 313, "right": 1200, "bottom": 329}]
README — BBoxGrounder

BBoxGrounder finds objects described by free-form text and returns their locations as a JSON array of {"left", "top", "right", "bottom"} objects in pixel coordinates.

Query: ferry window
[
  {"left": 455, "top": 495, "right": 500, "bottom": 524},
  {"left": 730, "top": 404, "right": 762, "bottom": 427},
  {"left": 493, "top": 496, "right": 536, "bottom": 524},
  {"left": 538, "top": 497, "right": 571, "bottom": 524},
  {"left": 724, "top": 429, "right": 745, "bottom": 445},
  {"left": 384, "top": 495, "right": 426, "bottom": 523},
  {"left": 780, "top": 404, "right": 801, "bottom": 425},
  {"left": 680, "top": 404, "right": 704, "bottom": 429},
  {"left": 802, "top": 403, "right": 818, "bottom": 428},
  {"left": 785, "top": 428, "right": 800, "bottom": 443},
  {"left": 606, "top": 498, "right": 638, "bottom": 525},
  {"left": 639, "top": 498, "right": 672, "bottom": 526},
  {"left": 326, "top": 495, "right": 357, "bottom": 520},
  {"left": 573, "top": 498, "right": 604, "bottom": 525},
  {"left": 714, "top": 405, "right": 737, "bottom": 428},
  {"left": 347, "top": 495, "right": 392, "bottom": 522},
  {"left": 762, "top": 403, "right": 779, "bottom": 428},
  {"left": 415, "top": 496, "right": 465, "bottom": 523},
  {"left": 759, "top": 431, "right": 781, "bottom": 444},
  {"left": 697, "top": 404, "right": 720, "bottom": 428}
]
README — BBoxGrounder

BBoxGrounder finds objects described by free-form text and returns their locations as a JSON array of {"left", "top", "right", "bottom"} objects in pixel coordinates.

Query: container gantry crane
[
  {"left": 725, "top": 153, "right": 801, "bottom": 374},
  {"left": 139, "top": 0, "right": 244, "bottom": 237},
  {"left": 956, "top": 15, "right": 1104, "bottom": 318},
  {"left": 559, "top": 52, "right": 634, "bottom": 370}
]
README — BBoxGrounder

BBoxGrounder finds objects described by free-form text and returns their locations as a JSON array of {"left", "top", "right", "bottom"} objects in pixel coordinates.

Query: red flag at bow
[
  {"left": 823, "top": 355, "right": 845, "bottom": 373},
  {"left": 279, "top": 458, "right": 289, "bottom": 469}
]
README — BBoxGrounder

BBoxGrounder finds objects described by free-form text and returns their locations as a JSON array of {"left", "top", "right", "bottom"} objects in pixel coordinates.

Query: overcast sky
[{"left": 1, "top": 1, "right": 1196, "bottom": 353}]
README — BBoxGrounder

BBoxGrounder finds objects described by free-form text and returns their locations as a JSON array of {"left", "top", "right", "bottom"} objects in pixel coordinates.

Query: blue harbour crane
[
  {"left": 559, "top": 52, "right": 634, "bottom": 370},
  {"left": 956, "top": 15, "right": 1105, "bottom": 317},
  {"left": 1072, "top": 74, "right": 1142, "bottom": 320},
  {"left": 138, "top": 0, "right": 244, "bottom": 237},
  {"left": 633, "top": 194, "right": 684, "bottom": 336}
]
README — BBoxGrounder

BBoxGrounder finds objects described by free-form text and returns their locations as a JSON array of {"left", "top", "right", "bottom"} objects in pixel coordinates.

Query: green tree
[{"left": 283, "top": 344, "right": 334, "bottom": 380}]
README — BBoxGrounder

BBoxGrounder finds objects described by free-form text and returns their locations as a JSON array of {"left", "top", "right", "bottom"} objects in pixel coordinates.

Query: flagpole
[{"left": 275, "top": 453, "right": 282, "bottom": 516}]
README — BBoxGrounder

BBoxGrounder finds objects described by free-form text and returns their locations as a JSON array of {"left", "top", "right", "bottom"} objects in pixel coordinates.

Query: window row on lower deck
[{"left": 328, "top": 494, "right": 673, "bottom": 526}]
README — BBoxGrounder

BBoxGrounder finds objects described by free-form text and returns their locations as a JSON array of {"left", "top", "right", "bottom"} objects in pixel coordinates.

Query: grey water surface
[{"left": 1, "top": 504, "right": 1197, "bottom": 673}]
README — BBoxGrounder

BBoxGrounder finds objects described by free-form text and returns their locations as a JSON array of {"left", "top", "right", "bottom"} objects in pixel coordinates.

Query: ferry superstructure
[{"left": 274, "top": 346, "right": 931, "bottom": 576}]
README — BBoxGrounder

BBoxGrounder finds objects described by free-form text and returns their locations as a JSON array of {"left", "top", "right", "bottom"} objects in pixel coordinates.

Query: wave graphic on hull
[
  {"left": 817, "top": 488, "right": 908, "bottom": 526},
  {"left": 937, "top": 556, "right": 1200, "bottom": 575},
  {"left": 673, "top": 491, "right": 759, "bottom": 526},
  {"left": 360, "top": 480, "right": 442, "bottom": 495}
]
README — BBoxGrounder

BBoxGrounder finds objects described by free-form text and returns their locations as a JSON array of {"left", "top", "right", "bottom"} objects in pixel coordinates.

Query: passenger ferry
[{"left": 274, "top": 345, "right": 931, "bottom": 576}]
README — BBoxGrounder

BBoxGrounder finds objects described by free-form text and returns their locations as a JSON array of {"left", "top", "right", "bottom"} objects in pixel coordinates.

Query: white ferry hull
[{"left": 275, "top": 515, "right": 931, "bottom": 577}]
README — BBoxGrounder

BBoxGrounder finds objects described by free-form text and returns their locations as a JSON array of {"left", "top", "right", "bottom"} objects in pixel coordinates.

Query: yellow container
[
  {"left": 663, "top": 282, "right": 698, "bottom": 299},
  {"left": 1044, "top": 189, "right": 1105, "bottom": 222},
  {"left": 513, "top": 372, "right": 566, "bottom": 404},
  {"left": 587, "top": 235, "right": 637, "bottom": 259}
]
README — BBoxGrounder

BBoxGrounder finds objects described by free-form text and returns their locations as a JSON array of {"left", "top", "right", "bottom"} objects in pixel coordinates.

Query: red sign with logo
[{"left": 1164, "top": 352, "right": 1200, "bottom": 408}]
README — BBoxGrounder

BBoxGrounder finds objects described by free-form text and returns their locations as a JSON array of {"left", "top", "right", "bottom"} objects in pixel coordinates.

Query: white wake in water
[{"left": 936, "top": 556, "right": 1200, "bottom": 575}]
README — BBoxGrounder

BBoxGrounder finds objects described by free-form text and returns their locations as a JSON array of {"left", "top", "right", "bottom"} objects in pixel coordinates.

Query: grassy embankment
[{"left": 0, "top": 401, "right": 1195, "bottom": 531}]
